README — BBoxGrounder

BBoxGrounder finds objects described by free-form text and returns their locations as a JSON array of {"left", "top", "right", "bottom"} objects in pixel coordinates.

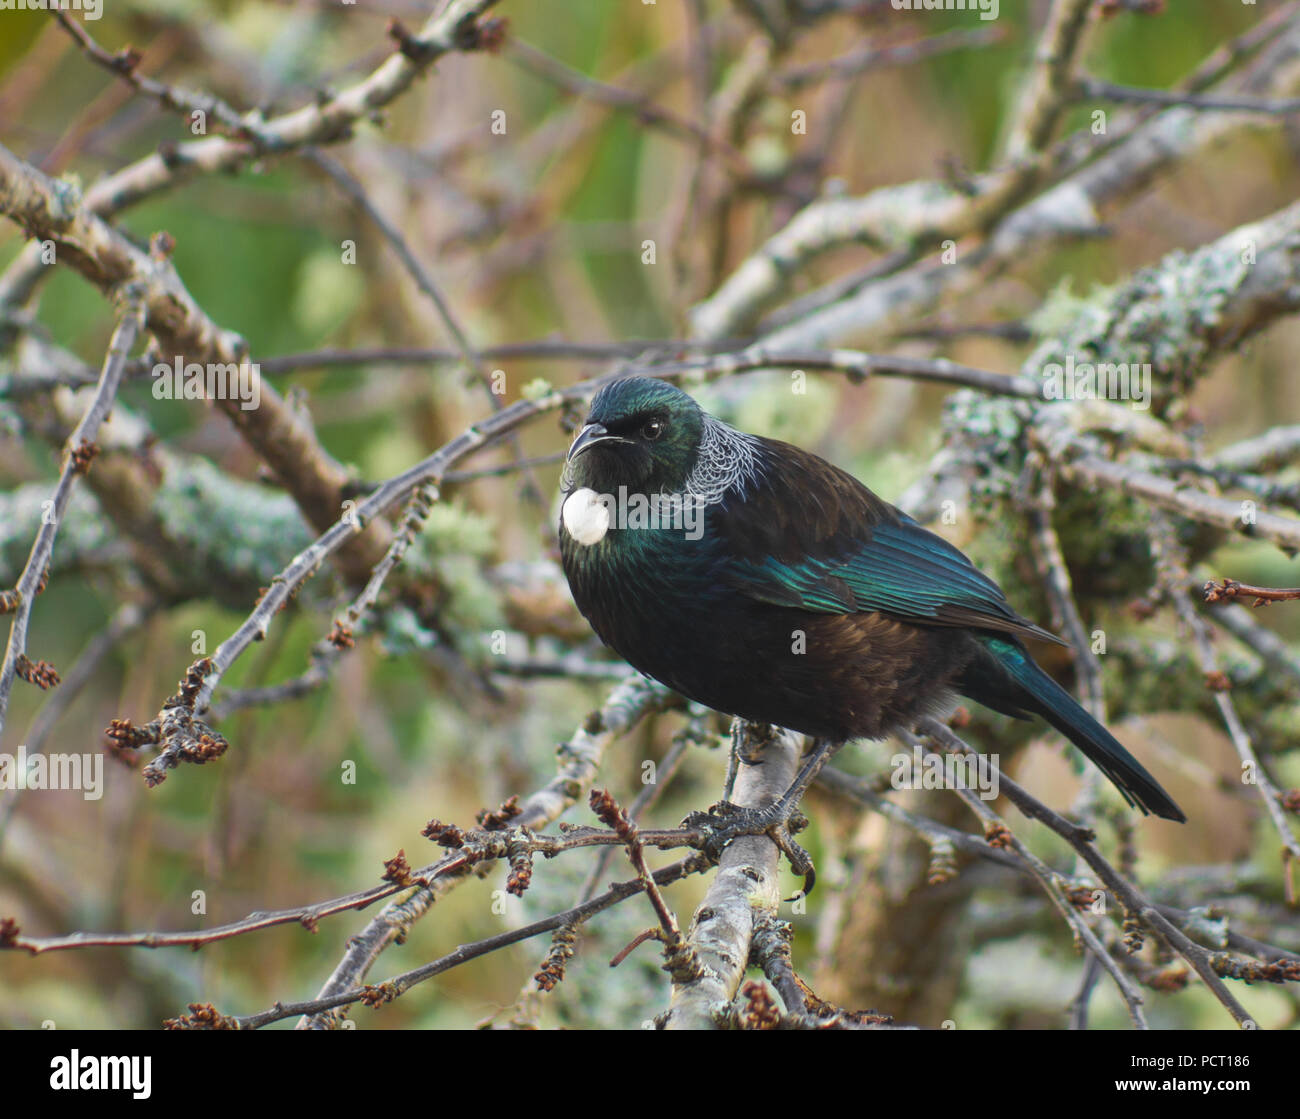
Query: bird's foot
[{"left": 684, "top": 802, "right": 816, "bottom": 898}]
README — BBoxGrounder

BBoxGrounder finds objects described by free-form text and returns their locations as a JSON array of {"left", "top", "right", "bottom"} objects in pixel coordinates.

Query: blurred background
[{"left": 1, "top": 0, "right": 1298, "bottom": 1029}]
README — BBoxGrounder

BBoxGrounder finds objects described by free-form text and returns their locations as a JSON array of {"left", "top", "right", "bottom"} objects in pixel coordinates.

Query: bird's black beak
[{"left": 567, "top": 422, "right": 628, "bottom": 461}]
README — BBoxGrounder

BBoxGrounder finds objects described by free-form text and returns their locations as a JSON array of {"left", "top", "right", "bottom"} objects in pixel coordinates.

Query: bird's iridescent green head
[{"left": 564, "top": 377, "right": 704, "bottom": 493}]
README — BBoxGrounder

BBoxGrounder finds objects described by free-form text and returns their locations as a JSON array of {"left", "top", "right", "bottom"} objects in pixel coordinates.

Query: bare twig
[
  {"left": 1203, "top": 579, "right": 1300, "bottom": 607},
  {"left": 51, "top": 11, "right": 275, "bottom": 145},
  {"left": 1209, "top": 425, "right": 1300, "bottom": 474},
  {"left": 506, "top": 39, "right": 750, "bottom": 173},
  {"left": 775, "top": 27, "right": 1003, "bottom": 88},
  {"left": 1078, "top": 77, "right": 1300, "bottom": 114},
  {"left": 0, "top": 298, "right": 144, "bottom": 740},
  {"left": 1003, "top": 0, "right": 1097, "bottom": 161},
  {"left": 590, "top": 787, "right": 690, "bottom": 957}
]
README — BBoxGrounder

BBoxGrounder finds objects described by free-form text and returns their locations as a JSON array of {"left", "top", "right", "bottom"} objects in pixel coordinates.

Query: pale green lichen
[
  {"left": 0, "top": 460, "right": 311, "bottom": 606},
  {"left": 159, "top": 457, "right": 313, "bottom": 597},
  {"left": 1023, "top": 237, "right": 1253, "bottom": 416}
]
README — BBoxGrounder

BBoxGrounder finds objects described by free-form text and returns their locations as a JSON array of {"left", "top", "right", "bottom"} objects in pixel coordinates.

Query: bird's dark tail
[{"left": 958, "top": 635, "right": 1186, "bottom": 823}]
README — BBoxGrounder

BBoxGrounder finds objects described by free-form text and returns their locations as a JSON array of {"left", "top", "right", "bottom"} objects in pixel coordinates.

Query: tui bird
[{"left": 558, "top": 376, "right": 1186, "bottom": 823}]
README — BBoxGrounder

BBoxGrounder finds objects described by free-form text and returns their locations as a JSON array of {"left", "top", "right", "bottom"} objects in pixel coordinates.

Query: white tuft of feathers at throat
[{"left": 562, "top": 487, "right": 611, "bottom": 546}]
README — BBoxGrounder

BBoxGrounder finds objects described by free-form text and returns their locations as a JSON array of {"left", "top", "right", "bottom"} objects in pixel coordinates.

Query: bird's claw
[{"left": 686, "top": 802, "right": 817, "bottom": 898}]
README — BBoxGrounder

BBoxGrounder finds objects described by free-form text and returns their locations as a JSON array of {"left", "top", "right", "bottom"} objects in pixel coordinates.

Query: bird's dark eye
[{"left": 641, "top": 418, "right": 664, "bottom": 441}]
